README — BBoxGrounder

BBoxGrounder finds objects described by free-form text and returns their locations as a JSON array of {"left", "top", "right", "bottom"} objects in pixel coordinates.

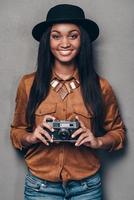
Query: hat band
[{"left": 46, "top": 17, "right": 85, "bottom": 23}]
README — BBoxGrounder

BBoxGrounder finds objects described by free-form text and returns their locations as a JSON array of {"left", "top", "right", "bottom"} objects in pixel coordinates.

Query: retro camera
[{"left": 46, "top": 119, "right": 80, "bottom": 142}]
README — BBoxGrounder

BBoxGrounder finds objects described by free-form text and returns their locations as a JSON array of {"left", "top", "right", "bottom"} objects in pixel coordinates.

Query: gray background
[{"left": 0, "top": 0, "right": 133, "bottom": 199}]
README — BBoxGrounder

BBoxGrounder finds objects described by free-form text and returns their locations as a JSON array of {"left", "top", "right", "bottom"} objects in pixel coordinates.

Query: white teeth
[{"left": 59, "top": 50, "right": 72, "bottom": 56}]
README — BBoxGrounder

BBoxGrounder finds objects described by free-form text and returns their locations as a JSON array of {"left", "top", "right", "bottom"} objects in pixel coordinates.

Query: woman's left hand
[{"left": 71, "top": 116, "right": 101, "bottom": 149}]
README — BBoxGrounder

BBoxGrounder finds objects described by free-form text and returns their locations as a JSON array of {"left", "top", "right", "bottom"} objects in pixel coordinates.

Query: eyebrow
[{"left": 51, "top": 29, "right": 80, "bottom": 34}]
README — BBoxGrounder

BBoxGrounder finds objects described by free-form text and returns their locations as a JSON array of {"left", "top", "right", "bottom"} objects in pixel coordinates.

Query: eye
[
  {"left": 51, "top": 34, "right": 61, "bottom": 40},
  {"left": 69, "top": 34, "right": 79, "bottom": 40}
]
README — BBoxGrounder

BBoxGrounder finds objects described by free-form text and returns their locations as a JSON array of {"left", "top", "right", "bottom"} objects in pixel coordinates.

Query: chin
[
  {"left": 58, "top": 58, "right": 75, "bottom": 64},
  {"left": 57, "top": 55, "right": 76, "bottom": 63}
]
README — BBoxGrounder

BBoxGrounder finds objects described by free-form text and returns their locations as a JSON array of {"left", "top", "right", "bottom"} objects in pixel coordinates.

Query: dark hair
[
  {"left": 77, "top": 26, "right": 106, "bottom": 136},
  {"left": 26, "top": 25, "right": 106, "bottom": 136}
]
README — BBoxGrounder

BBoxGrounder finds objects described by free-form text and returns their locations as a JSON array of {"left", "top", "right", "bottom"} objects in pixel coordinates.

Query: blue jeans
[{"left": 24, "top": 171, "right": 102, "bottom": 200}]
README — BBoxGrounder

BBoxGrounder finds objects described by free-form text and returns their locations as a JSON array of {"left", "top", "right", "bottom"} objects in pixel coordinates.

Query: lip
[
  {"left": 58, "top": 49, "right": 73, "bottom": 51},
  {"left": 58, "top": 50, "right": 73, "bottom": 56}
]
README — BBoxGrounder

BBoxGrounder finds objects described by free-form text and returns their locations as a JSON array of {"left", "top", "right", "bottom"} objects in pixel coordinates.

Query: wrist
[{"left": 22, "top": 134, "right": 33, "bottom": 147}]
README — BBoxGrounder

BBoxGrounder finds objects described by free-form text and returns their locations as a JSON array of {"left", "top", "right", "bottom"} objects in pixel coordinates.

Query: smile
[{"left": 58, "top": 50, "right": 73, "bottom": 56}]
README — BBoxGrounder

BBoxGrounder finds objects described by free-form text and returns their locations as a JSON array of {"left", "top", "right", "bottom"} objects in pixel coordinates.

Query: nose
[{"left": 60, "top": 37, "right": 71, "bottom": 49}]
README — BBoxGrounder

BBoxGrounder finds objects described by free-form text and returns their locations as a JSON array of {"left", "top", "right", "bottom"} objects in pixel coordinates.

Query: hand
[
  {"left": 71, "top": 116, "right": 102, "bottom": 149},
  {"left": 26, "top": 115, "right": 55, "bottom": 146}
]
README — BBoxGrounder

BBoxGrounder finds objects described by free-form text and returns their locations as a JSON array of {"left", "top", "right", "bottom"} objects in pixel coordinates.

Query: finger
[
  {"left": 42, "top": 121, "right": 55, "bottom": 132},
  {"left": 36, "top": 133, "right": 49, "bottom": 146},
  {"left": 43, "top": 115, "right": 56, "bottom": 122},
  {"left": 32, "top": 125, "right": 43, "bottom": 138},
  {"left": 75, "top": 115, "right": 86, "bottom": 130},
  {"left": 75, "top": 132, "right": 88, "bottom": 146},
  {"left": 78, "top": 137, "right": 91, "bottom": 147},
  {"left": 71, "top": 127, "right": 84, "bottom": 138},
  {"left": 40, "top": 129, "right": 53, "bottom": 143},
  {"left": 35, "top": 126, "right": 53, "bottom": 143}
]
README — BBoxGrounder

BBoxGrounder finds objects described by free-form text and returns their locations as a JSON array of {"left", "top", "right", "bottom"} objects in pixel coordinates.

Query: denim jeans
[{"left": 24, "top": 171, "right": 102, "bottom": 200}]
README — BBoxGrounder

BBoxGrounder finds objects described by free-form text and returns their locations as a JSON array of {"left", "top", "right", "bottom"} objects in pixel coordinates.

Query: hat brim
[{"left": 32, "top": 18, "right": 99, "bottom": 42}]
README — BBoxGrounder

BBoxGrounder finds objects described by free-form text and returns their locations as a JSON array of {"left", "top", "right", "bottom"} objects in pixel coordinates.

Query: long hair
[
  {"left": 77, "top": 26, "right": 106, "bottom": 136},
  {"left": 26, "top": 25, "right": 106, "bottom": 136},
  {"left": 26, "top": 27, "right": 53, "bottom": 131}
]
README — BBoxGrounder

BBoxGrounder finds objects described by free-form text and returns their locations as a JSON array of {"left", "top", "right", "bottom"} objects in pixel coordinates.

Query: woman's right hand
[{"left": 25, "top": 115, "right": 55, "bottom": 146}]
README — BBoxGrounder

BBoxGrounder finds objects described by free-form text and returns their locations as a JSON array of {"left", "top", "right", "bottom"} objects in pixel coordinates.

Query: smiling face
[{"left": 50, "top": 23, "right": 81, "bottom": 64}]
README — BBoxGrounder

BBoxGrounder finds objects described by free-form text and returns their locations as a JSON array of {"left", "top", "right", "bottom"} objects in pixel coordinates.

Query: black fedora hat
[{"left": 32, "top": 4, "right": 99, "bottom": 42}]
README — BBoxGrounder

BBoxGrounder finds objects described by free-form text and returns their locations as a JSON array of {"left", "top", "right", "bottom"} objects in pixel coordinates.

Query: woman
[{"left": 10, "top": 4, "right": 126, "bottom": 200}]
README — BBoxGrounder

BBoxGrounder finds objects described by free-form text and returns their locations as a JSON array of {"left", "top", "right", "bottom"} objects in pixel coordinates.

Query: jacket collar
[{"left": 51, "top": 68, "right": 79, "bottom": 82}]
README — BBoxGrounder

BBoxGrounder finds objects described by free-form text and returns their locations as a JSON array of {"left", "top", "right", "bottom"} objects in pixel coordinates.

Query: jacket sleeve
[
  {"left": 102, "top": 80, "right": 126, "bottom": 151},
  {"left": 10, "top": 76, "right": 29, "bottom": 150}
]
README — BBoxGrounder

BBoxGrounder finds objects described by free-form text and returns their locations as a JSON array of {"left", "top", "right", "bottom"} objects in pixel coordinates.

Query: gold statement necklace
[{"left": 50, "top": 70, "right": 80, "bottom": 100}]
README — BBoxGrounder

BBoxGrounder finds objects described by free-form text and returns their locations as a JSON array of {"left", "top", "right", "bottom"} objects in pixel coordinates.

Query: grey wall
[{"left": 0, "top": 0, "right": 134, "bottom": 199}]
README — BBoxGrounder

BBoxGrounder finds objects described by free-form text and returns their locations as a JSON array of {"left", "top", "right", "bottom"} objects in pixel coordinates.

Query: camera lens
[{"left": 58, "top": 129, "right": 70, "bottom": 140}]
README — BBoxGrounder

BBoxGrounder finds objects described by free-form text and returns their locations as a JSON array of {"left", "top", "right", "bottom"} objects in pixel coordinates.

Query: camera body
[{"left": 46, "top": 119, "right": 80, "bottom": 142}]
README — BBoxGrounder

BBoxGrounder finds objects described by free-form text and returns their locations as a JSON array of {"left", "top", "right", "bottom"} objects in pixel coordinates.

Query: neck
[{"left": 53, "top": 60, "right": 77, "bottom": 79}]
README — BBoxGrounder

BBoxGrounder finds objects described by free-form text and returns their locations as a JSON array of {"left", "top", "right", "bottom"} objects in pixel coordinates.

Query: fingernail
[
  {"left": 75, "top": 143, "right": 78, "bottom": 146},
  {"left": 52, "top": 128, "right": 55, "bottom": 132},
  {"left": 50, "top": 139, "right": 53, "bottom": 143},
  {"left": 71, "top": 134, "right": 74, "bottom": 138},
  {"left": 46, "top": 143, "right": 49, "bottom": 146},
  {"left": 51, "top": 135, "right": 54, "bottom": 142}
]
